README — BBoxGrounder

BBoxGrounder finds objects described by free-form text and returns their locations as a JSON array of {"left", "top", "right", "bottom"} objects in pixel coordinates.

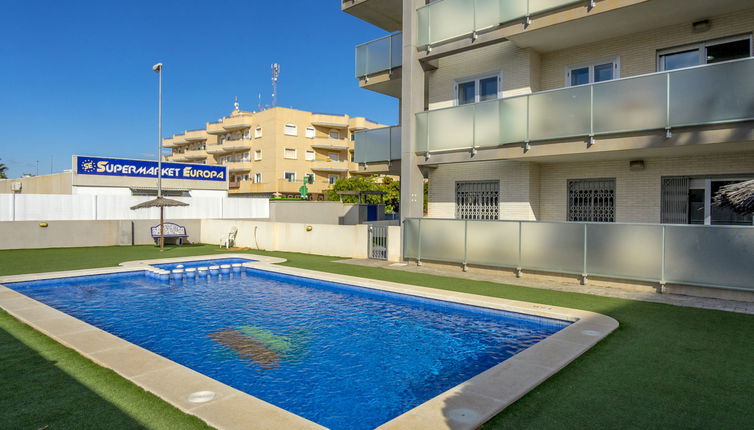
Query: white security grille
[
  {"left": 661, "top": 177, "right": 690, "bottom": 224},
  {"left": 568, "top": 178, "right": 616, "bottom": 222},
  {"left": 456, "top": 181, "right": 499, "bottom": 220}
]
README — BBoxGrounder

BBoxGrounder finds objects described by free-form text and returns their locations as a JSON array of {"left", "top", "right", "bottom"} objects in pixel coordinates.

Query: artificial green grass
[{"left": 1, "top": 245, "right": 753, "bottom": 429}]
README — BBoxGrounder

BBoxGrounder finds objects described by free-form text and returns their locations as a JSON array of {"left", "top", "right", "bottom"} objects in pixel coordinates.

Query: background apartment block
[
  {"left": 164, "top": 106, "right": 383, "bottom": 199},
  {"left": 347, "top": 0, "right": 754, "bottom": 226}
]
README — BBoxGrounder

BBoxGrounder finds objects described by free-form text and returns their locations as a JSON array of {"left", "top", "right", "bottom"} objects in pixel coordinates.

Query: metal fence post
[
  {"left": 462, "top": 220, "right": 469, "bottom": 272},
  {"left": 417, "top": 218, "right": 422, "bottom": 266},
  {"left": 516, "top": 221, "right": 523, "bottom": 277},
  {"left": 660, "top": 224, "right": 667, "bottom": 293},
  {"left": 581, "top": 223, "right": 588, "bottom": 285}
]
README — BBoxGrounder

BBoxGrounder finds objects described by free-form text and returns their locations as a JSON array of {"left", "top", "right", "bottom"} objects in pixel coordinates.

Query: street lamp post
[{"left": 153, "top": 62, "right": 164, "bottom": 251}]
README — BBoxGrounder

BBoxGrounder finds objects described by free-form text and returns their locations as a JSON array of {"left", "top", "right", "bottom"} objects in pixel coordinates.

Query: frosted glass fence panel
[
  {"left": 390, "top": 126, "right": 402, "bottom": 160},
  {"left": 521, "top": 222, "right": 585, "bottom": 274},
  {"left": 498, "top": 96, "right": 529, "bottom": 145},
  {"left": 528, "top": 86, "right": 590, "bottom": 141},
  {"left": 669, "top": 59, "right": 754, "bottom": 126},
  {"left": 593, "top": 73, "right": 667, "bottom": 134},
  {"left": 465, "top": 220, "right": 519, "bottom": 267},
  {"left": 427, "top": 105, "right": 475, "bottom": 151},
  {"left": 417, "top": 5, "right": 431, "bottom": 47},
  {"left": 664, "top": 226, "right": 754, "bottom": 291},
  {"left": 403, "top": 218, "right": 420, "bottom": 259},
  {"left": 415, "top": 112, "right": 429, "bottom": 153},
  {"left": 529, "top": 0, "right": 580, "bottom": 14},
  {"left": 354, "top": 126, "right": 401, "bottom": 163},
  {"left": 474, "top": 100, "right": 501, "bottom": 148},
  {"left": 355, "top": 33, "right": 401, "bottom": 78},
  {"left": 419, "top": 219, "right": 466, "bottom": 262},
  {"left": 426, "top": 0, "right": 475, "bottom": 45},
  {"left": 586, "top": 223, "right": 663, "bottom": 281},
  {"left": 390, "top": 33, "right": 402, "bottom": 69}
]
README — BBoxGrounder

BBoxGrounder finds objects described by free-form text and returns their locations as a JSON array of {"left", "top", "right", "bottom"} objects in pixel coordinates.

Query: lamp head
[{"left": 152, "top": 63, "right": 163, "bottom": 73}]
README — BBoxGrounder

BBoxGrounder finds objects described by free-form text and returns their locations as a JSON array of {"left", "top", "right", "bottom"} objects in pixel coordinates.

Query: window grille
[
  {"left": 568, "top": 178, "right": 616, "bottom": 222},
  {"left": 455, "top": 181, "right": 500, "bottom": 220},
  {"left": 661, "top": 177, "right": 690, "bottom": 224}
]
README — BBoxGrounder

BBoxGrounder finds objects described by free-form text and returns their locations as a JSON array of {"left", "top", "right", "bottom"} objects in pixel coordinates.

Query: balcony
[
  {"left": 416, "top": 0, "right": 750, "bottom": 59},
  {"left": 310, "top": 137, "right": 351, "bottom": 151},
  {"left": 342, "top": 0, "right": 402, "bottom": 32},
  {"left": 311, "top": 113, "right": 349, "bottom": 128},
  {"left": 416, "top": 58, "right": 754, "bottom": 159},
  {"left": 206, "top": 121, "right": 226, "bottom": 135},
  {"left": 311, "top": 160, "right": 349, "bottom": 173},
  {"left": 206, "top": 144, "right": 230, "bottom": 155},
  {"left": 222, "top": 115, "right": 253, "bottom": 131},
  {"left": 183, "top": 149, "right": 208, "bottom": 161},
  {"left": 225, "top": 161, "right": 253, "bottom": 172},
  {"left": 355, "top": 32, "right": 402, "bottom": 97},
  {"left": 353, "top": 125, "right": 401, "bottom": 175},
  {"left": 222, "top": 138, "right": 253, "bottom": 152},
  {"left": 184, "top": 129, "right": 207, "bottom": 142}
]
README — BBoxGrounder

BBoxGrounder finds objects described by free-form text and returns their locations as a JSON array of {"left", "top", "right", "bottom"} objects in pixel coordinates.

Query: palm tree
[{"left": 0, "top": 159, "right": 7, "bottom": 179}]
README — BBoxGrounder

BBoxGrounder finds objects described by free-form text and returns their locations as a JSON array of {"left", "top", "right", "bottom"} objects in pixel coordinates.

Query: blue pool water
[
  {"left": 6, "top": 268, "right": 569, "bottom": 429},
  {"left": 150, "top": 257, "right": 255, "bottom": 270}
]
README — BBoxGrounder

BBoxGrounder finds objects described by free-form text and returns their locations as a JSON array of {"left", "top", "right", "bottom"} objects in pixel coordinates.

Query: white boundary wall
[
  {"left": 201, "top": 219, "right": 369, "bottom": 259},
  {"left": 0, "top": 194, "right": 269, "bottom": 221}
]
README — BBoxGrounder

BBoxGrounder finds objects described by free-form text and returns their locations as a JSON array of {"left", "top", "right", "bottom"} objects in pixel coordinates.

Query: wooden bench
[{"left": 150, "top": 222, "right": 188, "bottom": 245}]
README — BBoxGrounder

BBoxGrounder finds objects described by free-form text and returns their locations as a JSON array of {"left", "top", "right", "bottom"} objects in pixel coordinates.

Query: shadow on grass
[{"left": 1, "top": 320, "right": 144, "bottom": 429}]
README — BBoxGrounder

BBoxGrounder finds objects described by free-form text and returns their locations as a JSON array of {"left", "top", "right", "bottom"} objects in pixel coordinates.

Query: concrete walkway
[{"left": 338, "top": 259, "right": 754, "bottom": 315}]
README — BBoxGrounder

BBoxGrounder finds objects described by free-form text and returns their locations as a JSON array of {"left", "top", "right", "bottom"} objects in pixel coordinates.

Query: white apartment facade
[{"left": 347, "top": 0, "right": 754, "bottom": 227}]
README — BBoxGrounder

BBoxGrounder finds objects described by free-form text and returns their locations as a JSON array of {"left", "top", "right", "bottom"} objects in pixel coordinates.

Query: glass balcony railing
[
  {"left": 417, "top": 0, "right": 581, "bottom": 47},
  {"left": 355, "top": 32, "right": 402, "bottom": 78},
  {"left": 416, "top": 57, "right": 754, "bottom": 153},
  {"left": 403, "top": 218, "right": 754, "bottom": 292},
  {"left": 354, "top": 126, "right": 401, "bottom": 163}
]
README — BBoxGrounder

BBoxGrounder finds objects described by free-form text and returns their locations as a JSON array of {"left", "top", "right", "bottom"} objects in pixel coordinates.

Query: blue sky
[{"left": 0, "top": 0, "right": 396, "bottom": 178}]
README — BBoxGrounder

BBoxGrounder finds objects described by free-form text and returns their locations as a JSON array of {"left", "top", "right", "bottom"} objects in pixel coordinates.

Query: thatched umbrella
[
  {"left": 713, "top": 179, "right": 754, "bottom": 215},
  {"left": 131, "top": 197, "right": 189, "bottom": 251}
]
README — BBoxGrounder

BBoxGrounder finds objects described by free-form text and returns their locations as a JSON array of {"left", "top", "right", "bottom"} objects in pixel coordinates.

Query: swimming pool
[
  {"left": 2, "top": 262, "right": 582, "bottom": 429},
  {"left": 150, "top": 257, "right": 255, "bottom": 271}
]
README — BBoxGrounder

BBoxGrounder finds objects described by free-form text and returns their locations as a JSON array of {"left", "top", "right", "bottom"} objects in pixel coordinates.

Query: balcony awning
[{"left": 311, "top": 166, "right": 348, "bottom": 172}]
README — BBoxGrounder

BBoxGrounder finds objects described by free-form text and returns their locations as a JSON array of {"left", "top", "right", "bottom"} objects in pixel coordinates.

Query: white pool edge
[{"left": 0, "top": 254, "right": 618, "bottom": 430}]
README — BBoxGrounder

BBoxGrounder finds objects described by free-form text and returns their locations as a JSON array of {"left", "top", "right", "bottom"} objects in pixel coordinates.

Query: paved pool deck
[{"left": 339, "top": 259, "right": 754, "bottom": 315}]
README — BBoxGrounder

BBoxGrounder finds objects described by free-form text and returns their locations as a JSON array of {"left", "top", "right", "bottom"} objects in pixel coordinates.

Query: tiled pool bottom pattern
[
  {"left": 7, "top": 269, "right": 569, "bottom": 430},
  {"left": 150, "top": 258, "right": 255, "bottom": 271}
]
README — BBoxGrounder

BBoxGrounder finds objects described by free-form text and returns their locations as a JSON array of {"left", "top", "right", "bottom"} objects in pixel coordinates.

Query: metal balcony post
[{"left": 665, "top": 72, "right": 672, "bottom": 138}]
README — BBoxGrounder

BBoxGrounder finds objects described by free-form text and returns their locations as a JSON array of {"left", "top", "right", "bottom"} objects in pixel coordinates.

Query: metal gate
[{"left": 368, "top": 224, "right": 388, "bottom": 260}]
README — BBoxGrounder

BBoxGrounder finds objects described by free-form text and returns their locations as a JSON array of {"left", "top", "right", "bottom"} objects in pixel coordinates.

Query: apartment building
[
  {"left": 347, "top": 0, "right": 754, "bottom": 226},
  {"left": 164, "top": 106, "right": 383, "bottom": 199}
]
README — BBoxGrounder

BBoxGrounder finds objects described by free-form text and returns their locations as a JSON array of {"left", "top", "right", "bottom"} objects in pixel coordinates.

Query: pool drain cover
[
  {"left": 187, "top": 391, "right": 216, "bottom": 403},
  {"left": 447, "top": 408, "right": 481, "bottom": 424}
]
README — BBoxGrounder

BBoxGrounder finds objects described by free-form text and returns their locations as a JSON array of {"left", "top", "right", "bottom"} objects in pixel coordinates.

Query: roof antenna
[
  {"left": 257, "top": 92, "right": 262, "bottom": 112},
  {"left": 271, "top": 63, "right": 280, "bottom": 107},
  {"left": 234, "top": 96, "right": 239, "bottom": 111}
]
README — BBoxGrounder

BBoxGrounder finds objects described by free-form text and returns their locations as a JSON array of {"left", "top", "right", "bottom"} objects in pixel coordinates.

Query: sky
[{"left": 0, "top": 0, "right": 397, "bottom": 179}]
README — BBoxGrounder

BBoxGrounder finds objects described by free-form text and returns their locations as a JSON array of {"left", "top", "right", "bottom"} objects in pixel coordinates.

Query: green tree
[
  {"left": 0, "top": 159, "right": 7, "bottom": 179},
  {"left": 327, "top": 175, "right": 400, "bottom": 213}
]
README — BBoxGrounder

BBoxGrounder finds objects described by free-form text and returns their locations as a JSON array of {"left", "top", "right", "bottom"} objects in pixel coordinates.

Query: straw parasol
[
  {"left": 713, "top": 179, "right": 754, "bottom": 215},
  {"left": 131, "top": 197, "right": 189, "bottom": 250}
]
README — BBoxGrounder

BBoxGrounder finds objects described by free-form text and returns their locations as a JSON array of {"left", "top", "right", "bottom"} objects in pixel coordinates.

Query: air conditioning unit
[{"left": 10, "top": 182, "right": 22, "bottom": 191}]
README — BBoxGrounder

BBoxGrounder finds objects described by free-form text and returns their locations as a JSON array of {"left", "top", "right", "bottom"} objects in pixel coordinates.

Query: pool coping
[{"left": 0, "top": 253, "right": 618, "bottom": 430}]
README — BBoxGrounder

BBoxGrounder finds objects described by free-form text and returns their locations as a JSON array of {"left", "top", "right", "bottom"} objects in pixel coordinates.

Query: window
[
  {"left": 455, "top": 181, "right": 499, "bottom": 220},
  {"left": 254, "top": 126, "right": 262, "bottom": 138},
  {"left": 284, "top": 172, "right": 296, "bottom": 182},
  {"left": 658, "top": 35, "right": 752, "bottom": 71},
  {"left": 284, "top": 123, "right": 298, "bottom": 136},
  {"left": 243, "top": 129, "right": 251, "bottom": 140},
  {"left": 254, "top": 150, "right": 262, "bottom": 161},
  {"left": 567, "top": 178, "right": 616, "bottom": 222},
  {"left": 328, "top": 174, "right": 340, "bottom": 185},
  {"left": 254, "top": 173, "right": 262, "bottom": 183},
  {"left": 662, "top": 176, "right": 753, "bottom": 225},
  {"left": 566, "top": 58, "right": 619, "bottom": 86},
  {"left": 305, "top": 126, "right": 315, "bottom": 138},
  {"left": 284, "top": 148, "right": 297, "bottom": 159},
  {"left": 241, "top": 151, "right": 250, "bottom": 162},
  {"left": 329, "top": 129, "right": 340, "bottom": 139},
  {"left": 455, "top": 72, "right": 501, "bottom": 106},
  {"left": 327, "top": 152, "right": 339, "bottom": 162},
  {"left": 305, "top": 150, "right": 315, "bottom": 161}
]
